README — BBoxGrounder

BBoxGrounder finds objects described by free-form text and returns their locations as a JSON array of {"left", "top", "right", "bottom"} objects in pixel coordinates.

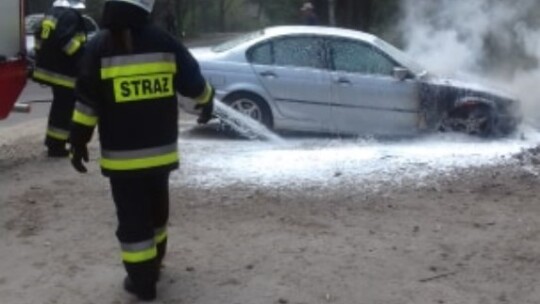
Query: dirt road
[{"left": 2, "top": 114, "right": 540, "bottom": 304}]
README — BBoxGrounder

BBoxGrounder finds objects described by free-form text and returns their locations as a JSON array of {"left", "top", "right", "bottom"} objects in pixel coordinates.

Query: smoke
[{"left": 400, "top": 0, "right": 540, "bottom": 123}]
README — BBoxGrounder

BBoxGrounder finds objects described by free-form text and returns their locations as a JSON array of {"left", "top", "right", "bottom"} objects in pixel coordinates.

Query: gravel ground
[{"left": 2, "top": 115, "right": 540, "bottom": 304}]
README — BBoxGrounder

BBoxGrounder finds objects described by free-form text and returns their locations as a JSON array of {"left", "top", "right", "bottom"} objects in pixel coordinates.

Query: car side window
[
  {"left": 273, "top": 37, "right": 324, "bottom": 69},
  {"left": 249, "top": 43, "right": 272, "bottom": 65},
  {"left": 331, "top": 39, "right": 395, "bottom": 76}
]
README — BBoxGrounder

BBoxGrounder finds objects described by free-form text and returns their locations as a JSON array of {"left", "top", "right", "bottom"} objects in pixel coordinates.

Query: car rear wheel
[
  {"left": 441, "top": 105, "right": 495, "bottom": 137},
  {"left": 223, "top": 92, "right": 273, "bottom": 129}
]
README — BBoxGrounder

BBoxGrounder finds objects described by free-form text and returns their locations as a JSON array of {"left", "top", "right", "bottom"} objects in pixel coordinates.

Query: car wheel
[
  {"left": 223, "top": 92, "right": 273, "bottom": 129},
  {"left": 441, "top": 105, "right": 495, "bottom": 137}
]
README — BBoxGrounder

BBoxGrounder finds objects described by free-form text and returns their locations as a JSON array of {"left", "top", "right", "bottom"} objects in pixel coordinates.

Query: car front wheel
[{"left": 440, "top": 105, "right": 495, "bottom": 137}]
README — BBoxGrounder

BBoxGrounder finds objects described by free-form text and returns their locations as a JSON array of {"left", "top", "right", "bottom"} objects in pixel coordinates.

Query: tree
[
  {"left": 334, "top": 0, "right": 373, "bottom": 31},
  {"left": 25, "top": 0, "right": 49, "bottom": 15}
]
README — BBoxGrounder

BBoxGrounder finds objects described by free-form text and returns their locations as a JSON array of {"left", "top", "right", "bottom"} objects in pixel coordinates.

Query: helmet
[
  {"left": 301, "top": 2, "right": 314, "bottom": 11},
  {"left": 53, "top": 0, "right": 86, "bottom": 9},
  {"left": 105, "top": 0, "right": 155, "bottom": 13},
  {"left": 71, "top": 0, "right": 86, "bottom": 9}
]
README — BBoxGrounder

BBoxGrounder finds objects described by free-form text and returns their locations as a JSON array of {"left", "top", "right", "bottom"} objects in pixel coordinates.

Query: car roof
[{"left": 262, "top": 26, "right": 378, "bottom": 43}]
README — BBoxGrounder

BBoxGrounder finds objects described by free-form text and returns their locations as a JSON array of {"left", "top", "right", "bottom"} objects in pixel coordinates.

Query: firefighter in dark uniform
[
  {"left": 69, "top": 0, "right": 214, "bottom": 301},
  {"left": 33, "top": 0, "right": 87, "bottom": 157}
]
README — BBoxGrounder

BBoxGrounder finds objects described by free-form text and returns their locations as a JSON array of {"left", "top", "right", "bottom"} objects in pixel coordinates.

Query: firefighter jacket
[
  {"left": 33, "top": 7, "right": 87, "bottom": 89},
  {"left": 71, "top": 24, "right": 214, "bottom": 177}
]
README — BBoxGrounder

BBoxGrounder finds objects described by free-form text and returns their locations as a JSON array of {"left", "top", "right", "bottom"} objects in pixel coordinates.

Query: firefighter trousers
[
  {"left": 45, "top": 86, "right": 76, "bottom": 150},
  {"left": 109, "top": 173, "right": 170, "bottom": 290}
]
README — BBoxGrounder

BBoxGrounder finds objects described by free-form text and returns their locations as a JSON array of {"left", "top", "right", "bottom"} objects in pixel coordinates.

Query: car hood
[{"left": 422, "top": 74, "right": 517, "bottom": 101}]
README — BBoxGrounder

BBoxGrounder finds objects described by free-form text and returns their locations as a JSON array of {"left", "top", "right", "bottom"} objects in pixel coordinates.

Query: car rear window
[
  {"left": 249, "top": 43, "right": 272, "bottom": 65},
  {"left": 273, "top": 37, "right": 325, "bottom": 69},
  {"left": 212, "top": 30, "right": 264, "bottom": 53}
]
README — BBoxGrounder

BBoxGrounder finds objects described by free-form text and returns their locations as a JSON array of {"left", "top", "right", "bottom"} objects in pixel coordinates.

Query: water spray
[{"left": 212, "top": 98, "right": 284, "bottom": 143}]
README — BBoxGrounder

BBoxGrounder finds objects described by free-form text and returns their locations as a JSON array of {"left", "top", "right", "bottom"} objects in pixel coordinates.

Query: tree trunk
[
  {"left": 357, "top": 0, "right": 372, "bottom": 31},
  {"left": 312, "top": 0, "right": 329, "bottom": 25},
  {"left": 189, "top": 0, "right": 197, "bottom": 33},
  {"left": 328, "top": 0, "right": 336, "bottom": 26},
  {"left": 175, "top": 0, "right": 183, "bottom": 35},
  {"left": 218, "top": 0, "right": 226, "bottom": 32},
  {"left": 335, "top": 0, "right": 372, "bottom": 31}
]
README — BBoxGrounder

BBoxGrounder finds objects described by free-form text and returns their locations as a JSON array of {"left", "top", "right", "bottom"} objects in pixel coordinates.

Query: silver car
[{"left": 182, "top": 26, "right": 520, "bottom": 137}]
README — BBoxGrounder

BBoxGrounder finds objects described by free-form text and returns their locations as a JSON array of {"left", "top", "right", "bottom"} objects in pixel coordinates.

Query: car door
[
  {"left": 328, "top": 38, "right": 420, "bottom": 135},
  {"left": 249, "top": 36, "right": 333, "bottom": 132}
]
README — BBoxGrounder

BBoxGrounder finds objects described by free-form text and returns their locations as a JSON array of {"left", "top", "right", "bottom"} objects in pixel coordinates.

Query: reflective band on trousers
[
  {"left": 72, "top": 102, "right": 98, "bottom": 127},
  {"left": 195, "top": 82, "right": 213, "bottom": 105},
  {"left": 100, "top": 53, "right": 177, "bottom": 79},
  {"left": 47, "top": 126, "right": 69, "bottom": 140},
  {"left": 155, "top": 227, "right": 167, "bottom": 244},
  {"left": 100, "top": 144, "right": 178, "bottom": 171},
  {"left": 121, "top": 239, "right": 157, "bottom": 263},
  {"left": 33, "top": 68, "right": 75, "bottom": 88}
]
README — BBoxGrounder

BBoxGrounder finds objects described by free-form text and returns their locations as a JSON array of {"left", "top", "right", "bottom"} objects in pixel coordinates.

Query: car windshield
[
  {"left": 212, "top": 30, "right": 265, "bottom": 53},
  {"left": 373, "top": 38, "right": 426, "bottom": 75}
]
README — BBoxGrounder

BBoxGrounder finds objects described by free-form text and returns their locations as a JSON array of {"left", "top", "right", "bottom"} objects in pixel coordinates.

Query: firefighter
[
  {"left": 300, "top": 2, "right": 320, "bottom": 26},
  {"left": 33, "top": 0, "right": 87, "bottom": 157},
  {"left": 69, "top": 0, "right": 214, "bottom": 301}
]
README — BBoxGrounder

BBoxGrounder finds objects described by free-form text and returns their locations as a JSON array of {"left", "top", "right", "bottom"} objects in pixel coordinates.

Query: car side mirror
[{"left": 393, "top": 67, "right": 410, "bottom": 81}]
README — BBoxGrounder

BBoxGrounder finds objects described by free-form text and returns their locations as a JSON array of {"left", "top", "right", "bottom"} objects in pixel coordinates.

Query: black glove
[
  {"left": 195, "top": 100, "right": 214, "bottom": 124},
  {"left": 70, "top": 144, "right": 89, "bottom": 173},
  {"left": 195, "top": 87, "right": 215, "bottom": 124}
]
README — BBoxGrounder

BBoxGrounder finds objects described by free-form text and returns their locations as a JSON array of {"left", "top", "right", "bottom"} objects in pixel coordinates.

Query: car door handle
[
  {"left": 335, "top": 77, "right": 351, "bottom": 85},
  {"left": 259, "top": 71, "right": 277, "bottom": 78}
]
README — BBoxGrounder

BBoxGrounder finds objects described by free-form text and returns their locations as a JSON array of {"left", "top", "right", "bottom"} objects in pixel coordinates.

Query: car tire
[
  {"left": 441, "top": 105, "right": 495, "bottom": 137},
  {"left": 222, "top": 92, "right": 273, "bottom": 129}
]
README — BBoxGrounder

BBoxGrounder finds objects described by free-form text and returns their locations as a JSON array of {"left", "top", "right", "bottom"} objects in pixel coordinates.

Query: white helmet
[
  {"left": 53, "top": 0, "right": 86, "bottom": 9},
  {"left": 71, "top": 0, "right": 86, "bottom": 9},
  {"left": 105, "top": 0, "right": 155, "bottom": 13},
  {"left": 301, "top": 2, "right": 314, "bottom": 11}
]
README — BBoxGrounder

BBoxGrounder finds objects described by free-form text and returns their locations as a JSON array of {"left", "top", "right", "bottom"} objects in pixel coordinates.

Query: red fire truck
[{"left": 0, "top": 0, "right": 28, "bottom": 120}]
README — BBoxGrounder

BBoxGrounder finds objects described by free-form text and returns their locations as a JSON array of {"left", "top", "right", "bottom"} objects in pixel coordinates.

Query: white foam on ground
[{"left": 173, "top": 126, "right": 540, "bottom": 189}]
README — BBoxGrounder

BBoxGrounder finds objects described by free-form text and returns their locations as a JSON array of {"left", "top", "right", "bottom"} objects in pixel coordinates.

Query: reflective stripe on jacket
[{"left": 101, "top": 53, "right": 177, "bottom": 103}]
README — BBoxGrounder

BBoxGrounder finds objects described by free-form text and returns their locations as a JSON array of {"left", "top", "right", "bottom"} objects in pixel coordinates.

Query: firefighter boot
[
  {"left": 46, "top": 141, "right": 69, "bottom": 158},
  {"left": 123, "top": 260, "right": 159, "bottom": 301},
  {"left": 123, "top": 276, "right": 156, "bottom": 302}
]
